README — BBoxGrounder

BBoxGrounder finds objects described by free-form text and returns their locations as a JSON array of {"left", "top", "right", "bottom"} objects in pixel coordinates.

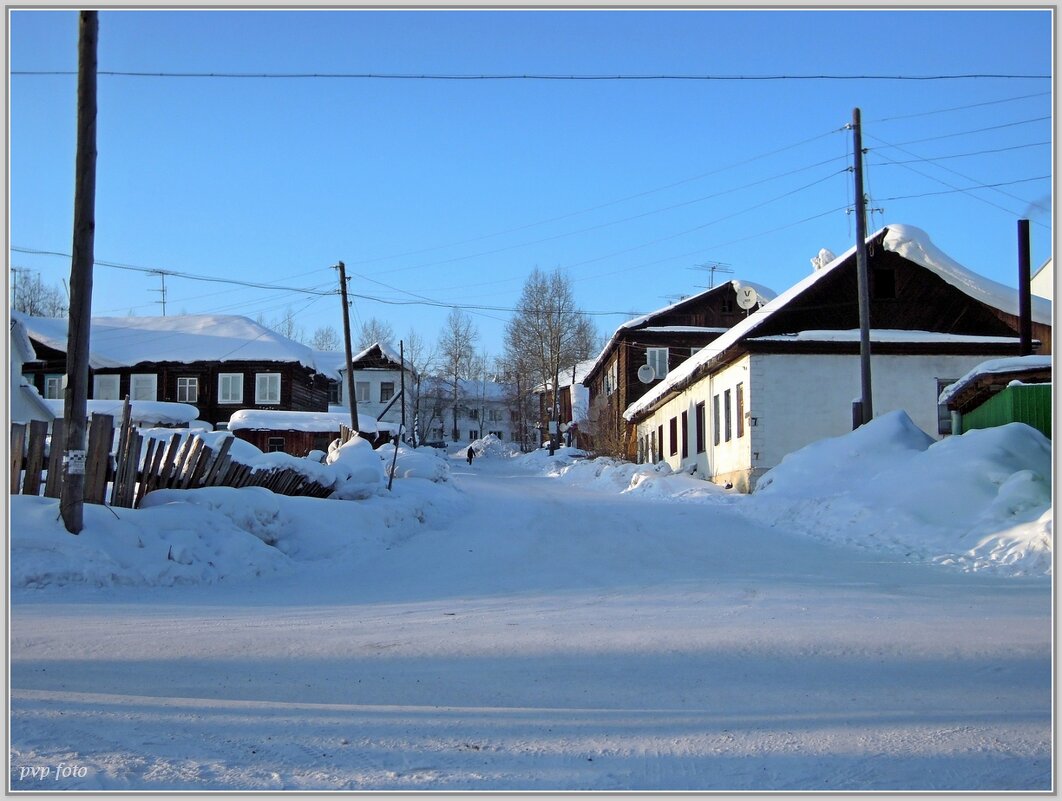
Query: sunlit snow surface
[{"left": 10, "top": 417, "right": 1052, "bottom": 791}]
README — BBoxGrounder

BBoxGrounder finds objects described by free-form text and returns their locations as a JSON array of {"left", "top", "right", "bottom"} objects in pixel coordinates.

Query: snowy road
[{"left": 9, "top": 455, "right": 1053, "bottom": 792}]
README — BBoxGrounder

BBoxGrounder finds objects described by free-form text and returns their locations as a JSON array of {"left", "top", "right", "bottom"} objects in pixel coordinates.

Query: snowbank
[
  {"left": 10, "top": 494, "right": 290, "bottom": 589},
  {"left": 379, "top": 443, "right": 451, "bottom": 482},
  {"left": 752, "top": 411, "right": 1052, "bottom": 576},
  {"left": 468, "top": 433, "right": 522, "bottom": 460},
  {"left": 325, "top": 436, "right": 388, "bottom": 499},
  {"left": 520, "top": 445, "right": 589, "bottom": 475}
]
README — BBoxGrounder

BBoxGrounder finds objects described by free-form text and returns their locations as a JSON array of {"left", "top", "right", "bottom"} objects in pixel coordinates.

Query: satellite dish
[
  {"left": 637, "top": 364, "right": 656, "bottom": 384},
  {"left": 735, "top": 285, "right": 760, "bottom": 310}
]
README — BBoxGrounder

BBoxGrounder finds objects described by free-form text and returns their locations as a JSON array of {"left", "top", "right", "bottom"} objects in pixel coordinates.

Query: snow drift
[{"left": 752, "top": 411, "right": 1052, "bottom": 576}]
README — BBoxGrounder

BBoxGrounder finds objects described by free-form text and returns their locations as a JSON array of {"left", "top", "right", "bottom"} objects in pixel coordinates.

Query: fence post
[
  {"left": 21, "top": 420, "right": 50, "bottom": 497},
  {"left": 44, "top": 418, "right": 66, "bottom": 498},
  {"left": 10, "top": 423, "right": 27, "bottom": 494}
]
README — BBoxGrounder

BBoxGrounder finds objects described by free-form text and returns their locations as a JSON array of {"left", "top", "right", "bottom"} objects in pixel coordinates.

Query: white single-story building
[{"left": 625, "top": 224, "right": 1053, "bottom": 492}]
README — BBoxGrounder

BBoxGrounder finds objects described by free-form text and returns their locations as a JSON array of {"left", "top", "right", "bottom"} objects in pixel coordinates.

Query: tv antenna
[
  {"left": 690, "top": 261, "right": 734, "bottom": 289},
  {"left": 149, "top": 270, "right": 168, "bottom": 316}
]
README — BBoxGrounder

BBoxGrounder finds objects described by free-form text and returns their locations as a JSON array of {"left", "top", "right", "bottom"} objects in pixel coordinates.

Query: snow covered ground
[{"left": 8, "top": 419, "right": 1053, "bottom": 792}]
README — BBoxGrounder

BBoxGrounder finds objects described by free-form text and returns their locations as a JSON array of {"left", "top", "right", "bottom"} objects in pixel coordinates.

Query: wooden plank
[
  {"left": 133, "top": 437, "right": 158, "bottom": 508},
  {"left": 110, "top": 398, "right": 133, "bottom": 505},
  {"left": 83, "top": 414, "right": 112, "bottom": 504},
  {"left": 155, "top": 433, "right": 184, "bottom": 490},
  {"left": 201, "top": 436, "right": 233, "bottom": 485},
  {"left": 164, "top": 435, "right": 193, "bottom": 489},
  {"left": 122, "top": 431, "right": 143, "bottom": 507},
  {"left": 141, "top": 435, "right": 167, "bottom": 499},
  {"left": 43, "top": 418, "right": 66, "bottom": 498},
  {"left": 186, "top": 443, "right": 213, "bottom": 489},
  {"left": 178, "top": 438, "right": 205, "bottom": 489},
  {"left": 208, "top": 455, "right": 233, "bottom": 487},
  {"left": 21, "top": 420, "right": 49, "bottom": 497},
  {"left": 10, "top": 423, "right": 27, "bottom": 494}
]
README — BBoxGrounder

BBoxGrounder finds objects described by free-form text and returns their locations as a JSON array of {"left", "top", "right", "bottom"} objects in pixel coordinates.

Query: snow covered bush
[{"left": 468, "top": 433, "right": 521, "bottom": 459}]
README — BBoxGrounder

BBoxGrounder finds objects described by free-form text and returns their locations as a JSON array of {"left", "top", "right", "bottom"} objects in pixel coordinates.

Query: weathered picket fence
[{"left": 11, "top": 402, "right": 335, "bottom": 509}]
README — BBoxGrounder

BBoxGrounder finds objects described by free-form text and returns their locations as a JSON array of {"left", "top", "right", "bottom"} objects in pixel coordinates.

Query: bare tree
[
  {"left": 357, "top": 317, "right": 395, "bottom": 349},
  {"left": 310, "top": 324, "right": 342, "bottom": 351},
  {"left": 438, "top": 307, "right": 479, "bottom": 440},
  {"left": 261, "top": 307, "right": 306, "bottom": 344},
  {"left": 12, "top": 272, "right": 67, "bottom": 317},
  {"left": 402, "top": 328, "right": 436, "bottom": 445},
  {"left": 504, "top": 267, "right": 598, "bottom": 452}
]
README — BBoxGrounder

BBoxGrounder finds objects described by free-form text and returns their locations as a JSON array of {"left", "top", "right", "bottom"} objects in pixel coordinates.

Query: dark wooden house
[
  {"left": 14, "top": 313, "right": 331, "bottom": 430},
  {"left": 582, "top": 279, "right": 776, "bottom": 457}
]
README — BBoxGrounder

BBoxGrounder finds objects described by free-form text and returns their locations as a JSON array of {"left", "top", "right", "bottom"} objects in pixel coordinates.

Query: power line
[
  {"left": 866, "top": 140, "right": 1050, "bottom": 167},
  {"left": 349, "top": 127, "right": 846, "bottom": 269},
  {"left": 879, "top": 116, "right": 1050, "bottom": 148},
  {"left": 13, "top": 70, "right": 1052, "bottom": 81},
  {"left": 10, "top": 247, "right": 337, "bottom": 296},
  {"left": 876, "top": 175, "right": 1050, "bottom": 201},
  {"left": 868, "top": 90, "right": 1051, "bottom": 123}
]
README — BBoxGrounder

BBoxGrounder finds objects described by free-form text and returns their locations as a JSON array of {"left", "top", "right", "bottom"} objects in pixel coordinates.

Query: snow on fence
[{"left": 11, "top": 401, "right": 335, "bottom": 508}]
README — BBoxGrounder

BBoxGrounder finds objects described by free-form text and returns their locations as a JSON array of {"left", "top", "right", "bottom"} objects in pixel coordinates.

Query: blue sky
[{"left": 9, "top": 8, "right": 1054, "bottom": 360}]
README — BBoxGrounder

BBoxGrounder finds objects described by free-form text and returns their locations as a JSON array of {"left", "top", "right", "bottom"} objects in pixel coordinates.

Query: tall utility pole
[
  {"left": 850, "top": 107, "right": 874, "bottom": 425},
  {"left": 334, "top": 261, "right": 359, "bottom": 433},
  {"left": 61, "top": 10, "right": 99, "bottom": 534}
]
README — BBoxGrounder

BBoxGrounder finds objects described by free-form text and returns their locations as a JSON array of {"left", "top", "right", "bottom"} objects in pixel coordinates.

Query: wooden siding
[{"left": 20, "top": 351, "right": 330, "bottom": 428}]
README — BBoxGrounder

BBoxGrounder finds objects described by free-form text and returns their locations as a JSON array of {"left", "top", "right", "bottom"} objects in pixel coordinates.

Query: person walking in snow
[{"left": 466, "top": 446, "right": 475, "bottom": 465}]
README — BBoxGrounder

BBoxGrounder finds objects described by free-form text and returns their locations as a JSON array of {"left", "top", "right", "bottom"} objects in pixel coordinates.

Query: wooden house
[
  {"left": 14, "top": 313, "right": 331, "bottom": 430},
  {"left": 316, "top": 342, "right": 417, "bottom": 436},
  {"left": 582, "top": 279, "right": 776, "bottom": 457},
  {"left": 534, "top": 359, "right": 597, "bottom": 449},
  {"left": 625, "top": 224, "right": 1053, "bottom": 492},
  {"left": 227, "top": 409, "right": 396, "bottom": 456}
]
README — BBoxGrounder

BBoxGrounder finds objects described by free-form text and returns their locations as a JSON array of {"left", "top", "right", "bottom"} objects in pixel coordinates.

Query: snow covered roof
[
  {"left": 626, "top": 224, "right": 1054, "bottom": 422},
  {"left": 584, "top": 279, "right": 778, "bottom": 381},
  {"left": 754, "top": 329, "right": 1025, "bottom": 345},
  {"left": 228, "top": 408, "right": 381, "bottom": 434},
  {"left": 883, "top": 225, "right": 1051, "bottom": 325},
  {"left": 14, "top": 312, "right": 320, "bottom": 372},
  {"left": 938, "top": 355, "right": 1053, "bottom": 406},
  {"left": 313, "top": 343, "right": 414, "bottom": 382},
  {"left": 10, "top": 317, "right": 40, "bottom": 365},
  {"left": 43, "top": 399, "right": 201, "bottom": 426}
]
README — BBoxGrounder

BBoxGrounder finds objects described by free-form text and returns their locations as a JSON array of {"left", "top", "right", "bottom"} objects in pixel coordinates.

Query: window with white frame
[
  {"left": 218, "top": 373, "right": 244, "bottom": 404},
  {"left": 647, "top": 348, "right": 669, "bottom": 380},
  {"left": 328, "top": 381, "right": 342, "bottom": 405},
  {"left": 44, "top": 374, "right": 64, "bottom": 400},
  {"left": 130, "top": 373, "right": 158, "bottom": 401},
  {"left": 93, "top": 374, "right": 120, "bottom": 400},
  {"left": 380, "top": 382, "right": 395, "bottom": 403},
  {"left": 255, "top": 373, "right": 281, "bottom": 405},
  {"left": 356, "top": 381, "right": 370, "bottom": 402},
  {"left": 177, "top": 376, "right": 199, "bottom": 403},
  {"left": 605, "top": 359, "right": 618, "bottom": 396}
]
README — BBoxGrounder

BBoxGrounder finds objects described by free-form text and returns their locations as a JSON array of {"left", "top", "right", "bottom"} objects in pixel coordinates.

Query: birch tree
[
  {"left": 504, "top": 268, "right": 597, "bottom": 451},
  {"left": 438, "top": 308, "right": 479, "bottom": 440}
]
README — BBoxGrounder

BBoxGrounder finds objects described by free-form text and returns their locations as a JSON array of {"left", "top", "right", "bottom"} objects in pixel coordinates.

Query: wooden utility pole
[
  {"left": 334, "top": 261, "right": 359, "bottom": 434},
  {"left": 850, "top": 107, "right": 874, "bottom": 425},
  {"left": 61, "top": 11, "right": 99, "bottom": 534}
]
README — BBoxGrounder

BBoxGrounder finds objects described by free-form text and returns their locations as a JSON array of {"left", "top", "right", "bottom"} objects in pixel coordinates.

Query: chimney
[{"left": 1017, "top": 219, "right": 1033, "bottom": 356}]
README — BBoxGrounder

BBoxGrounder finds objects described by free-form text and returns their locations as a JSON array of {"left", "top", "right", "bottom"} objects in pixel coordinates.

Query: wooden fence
[{"left": 11, "top": 403, "right": 335, "bottom": 509}]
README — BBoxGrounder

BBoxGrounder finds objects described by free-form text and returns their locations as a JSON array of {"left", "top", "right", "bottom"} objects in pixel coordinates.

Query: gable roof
[
  {"left": 625, "top": 224, "right": 1053, "bottom": 421},
  {"left": 13, "top": 312, "right": 319, "bottom": 372},
  {"left": 583, "top": 278, "right": 778, "bottom": 382}
]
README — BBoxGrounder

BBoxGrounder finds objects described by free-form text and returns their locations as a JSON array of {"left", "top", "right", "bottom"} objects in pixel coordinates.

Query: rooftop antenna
[
  {"left": 660, "top": 293, "right": 689, "bottom": 305},
  {"left": 149, "top": 270, "right": 167, "bottom": 316},
  {"left": 690, "top": 261, "right": 734, "bottom": 289}
]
